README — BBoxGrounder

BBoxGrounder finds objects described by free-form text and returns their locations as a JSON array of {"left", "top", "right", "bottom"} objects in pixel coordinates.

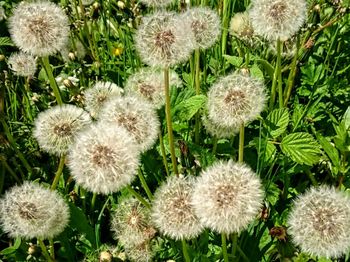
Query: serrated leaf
[
  {"left": 265, "top": 108, "right": 289, "bottom": 138},
  {"left": 250, "top": 64, "right": 264, "bottom": 80},
  {"left": 68, "top": 203, "right": 96, "bottom": 248},
  {"left": 315, "top": 132, "right": 340, "bottom": 170},
  {"left": 223, "top": 55, "right": 243, "bottom": 67},
  {"left": 0, "top": 37, "right": 14, "bottom": 47},
  {"left": 173, "top": 95, "right": 207, "bottom": 121},
  {"left": 280, "top": 132, "right": 321, "bottom": 165}
]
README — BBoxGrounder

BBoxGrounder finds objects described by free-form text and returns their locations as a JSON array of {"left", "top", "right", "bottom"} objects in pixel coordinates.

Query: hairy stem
[{"left": 164, "top": 67, "right": 179, "bottom": 175}]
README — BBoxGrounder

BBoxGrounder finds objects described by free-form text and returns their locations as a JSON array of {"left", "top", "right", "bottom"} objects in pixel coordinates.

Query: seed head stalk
[
  {"left": 164, "top": 67, "right": 179, "bottom": 175},
  {"left": 126, "top": 185, "right": 151, "bottom": 209},
  {"left": 159, "top": 131, "right": 170, "bottom": 176},
  {"left": 194, "top": 48, "right": 201, "bottom": 144},
  {"left": 269, "top": 38, "right": 283, "bottom": 110},
  {"left": 41, "top": 57, "right": 63, "bottom": 105},
  {"left": 182, "top": 239, "right": 191, "bottom": 262},
  {"left": 51, "top": 155, "right": 66, "bottom": 190},
  {"left": 38, "top": 239, "right": 54, "bottom": 262},
  {"left": 138, "top": 169, "right": 153, "bottom": 200},
  {"left": 222, "top": 233, "right": 229, "bottom": 262}
]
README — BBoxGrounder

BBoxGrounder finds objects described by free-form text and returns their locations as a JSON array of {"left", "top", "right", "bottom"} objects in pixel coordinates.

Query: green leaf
[
  {"left": 280, "top": 132, "right": 321, "bottom": 165},
  {"left": 343, "top": 106, "right": 350, "bottom": 131},
  {"left": 256, "top": 59, "right": 274, "bottom": 78},
  {"left": 68, "top": 203, "right": 96, "bottom": 248},
  {"left": 0, "top": 238, "right": 21, "bottom": 255},
  {"left": 0, "top": 37, "right": 14, "bottom": 47},
  {"left": 250, "top": 64, "right": 264, "bottom": 80},
  {"left": 173, "top": 95, "right": 207, "bottom": 121},
  {"left": 265, "top": 182, "right": 281, "bottom": 206},
  {"left": 223, "top": 55, "right": 243, "bottom": 67},
  {"left": 315, "top": 132, "right": 340, "bottom": 170},
  {"left": 265, "top": 108, "right": 289, "bottom": 138}
]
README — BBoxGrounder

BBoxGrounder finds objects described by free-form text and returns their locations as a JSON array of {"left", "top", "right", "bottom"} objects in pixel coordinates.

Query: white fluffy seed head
[
  {"left": 135, "top": 11, "right": 195, "bottom": 68},
  {"left": 229, "top": 12, "right": 254, "bottom": 41},
  {"left": 125, "top": 68, "right": 182, "bottom": 109},
  {"left": 207, "top": 71, "right": 266, "bottom": 130},
  {"left": 111, "top": 198, "right": 156, "bottom": 248},
  {"left": 192, "top": 161, "right": 264, "bottom": 234},
  {"left": 99, "top": 95, "right": 160, "bottom": 153},
  {"left": 202, "top": 114, "right": 237, "bottom": 139},
  {"left": 151, "top": 175, "right": 203, "bottom": 240},
  {"left": 181, "top": 7, "right": 221, "bottom": 50},
  {"left": 0, "top": 6, "right": 5, "bottom": 21},
  {"left": 8, "top": 1, "right": 70, "bottom": 56},
  {"left": 288, "top": 186, "right": 350, "bottom": 259},
  {"left": 125, "top": 242, "right": 153, "bottom": 262},
  {"left": 249, "top": 0, "right": 307, "bottom": 41},
  {"left": 33, "top": 104, "right": 91, "bottom": 156},
  {"left": 8, "top": 52, "right": 37, "bottom": 77},
  {"left": 83, "top": 81, "right": 124, "bottom": 118},
  {"left": 0, "top": 181, "right": 70, "bottom": 239},
  {"left": 139, "top": 0, "right": 174, "bottom": 7},
  {"left": 68, "top": 122, "right": 140, "bottom": 195}
]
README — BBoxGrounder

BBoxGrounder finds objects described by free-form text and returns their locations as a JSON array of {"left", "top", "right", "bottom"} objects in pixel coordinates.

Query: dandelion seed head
[
  {"left": 139, "top": 0, "right": 174, "bottom": 8},
  {"left": 191, "top": 161, "right": 264, "bottom": 234},
  {"left": 181, "top": 7, "right": 221, "bottom": 49},
  {"left": 83, "top": 81, "right": 124, "bottom": 118},
  {"left": 249, "top": 0, "right": 307, "bottom": 41},
  {"left": 8, "top": 1, "right": 70, "bottom": 56},
  {"left": 0, "top": 182, "right": 69, "bottom": 239},
  {"left": 151, "top": 176, "right": 203, "bottom": 240},
  {"left": 68, "top": 123, "right": 140, "bottom": 195},
  {"left": 33, "top": 104, "right": 91, "bottom": 156},
  {"left": 288, "top": 186, "right": 350, "bottom": 258},
  {"left": 202, "top": 114, "right": 237, "bottom": 139},
  {"left": 125, "top": 242, "right": 153, "bottom": 262},
  {"left": 135, "top": 11, "right": 195, "bottom": 67},
  {"left": 99, "top": 95, "right": 160, "bottom": 153},
  {"left": 125, "top": 68, "right": 181, "bottom": 109},
  {"left": 8, "top": 52, "right": 37, "bottom": 77},
  {"left": 229, "top": 12, "right": 254, "bottom": 41},
  {"left": 111, "top": 198, "right": 155, "bottom": 247},
  {"left": 207, "top": 71, "right": 266, "bottom": 129}
]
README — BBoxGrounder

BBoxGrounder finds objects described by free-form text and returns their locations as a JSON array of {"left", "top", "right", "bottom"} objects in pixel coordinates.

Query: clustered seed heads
[
  {"left": 33, "top": 104, "right": 91, "bottom": 156},
  {"left": 207, "top": 71, "right": 267, "bottom": 130},
  {"left": 151, "top": 175, "right": 203, "bottom": 240},
  {"left": 8, "top": 52, "right": 37, "bottom": 77},
  {"left": 0, "top": 182, "right": 70, "bottom": 239},
  {"left": 111, "top": 198, "right": 156, "bottom": 247},
  {"left": 99, "top": 95, "right": 160, "bottom": 153},
  {"left": 181, "top": 7, "right": 221, "bottom": 50},
  {"left": 288, "top": 186, "right": 350, "bottom": 258},
  {"left": 192, "top": 161, "right": 264, "bottom": 234},
  {"left": 67, "top": 123, "right": 140, "bottom": 194},
  {"left": 83, "top": 81, "right": 124, "bottom": 118},
  {"left": 135, "top": 11, "right": 195, "bottom": 68},
  {"left": 125, "top": 68, "right": 182, "bottom": 109},
  {"left": 249, "top": 0, "right": 307, "bottom": 41},
  {"left": 8, "top": 1, "right": 70, "bottom": 56}
]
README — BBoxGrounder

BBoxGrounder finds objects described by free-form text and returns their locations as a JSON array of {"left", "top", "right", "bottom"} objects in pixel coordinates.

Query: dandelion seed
[
  {"left": 181, "top": 7, "right": 221, "bottom": 50},
  {"left": 229, "top": 12, "right": 254, "bottom": 41},
  {"left": 111, "top": 198, "right": 156, "bottom": 247},
  {"left": 0, "top": 181, "right": 70, "bottom": 239},
  {"left": 135, "top": 11, "right": 195, "bottom": 68},
  {"left": 83, "top": 81, "right": 124, "bottom": 118},
  {"left": 191, "top": 160, "right": 264, "bottom": 234},
  {"left": 202, "top": 114, "right": 237, "bottom": 139},
  {"left": 125, "top": 242, "right": 153, "bottom": 262},
  {"left": 8, "top": 52, "right": 37, "bottom": 77},
  {"left": 99, "top": 95, "right": 160, "bottom": 153},
  {"left": 207, "top": 71, "right": 266, "bottom": 130},
  {"left": 33, "top": 104, "right": 91, "bottom": 156},
  {"left": 288, "top": 186, "right": 350, "bottom": 258},
  {"left": 8, "top": 1, "right": 70, "bottom": 56},
  {"left": 67, "top": 123, "right": 140, "bottom": 195},
  {"left": 151, "top": 176, "right": 203, "bottom": 240},
  {"left": 125, "top": 68, "right": 182, "bottom": 109},
  {"left": 249, "top": 0, "right": 307, "bottom": 41}
]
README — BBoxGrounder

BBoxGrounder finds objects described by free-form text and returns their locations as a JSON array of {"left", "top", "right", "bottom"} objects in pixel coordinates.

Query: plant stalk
[
  {"left": 126, "top": 185, "right": 151, "bottom": 209},
  {"left": 238, "top": 123, "right": 245, "bottom": 162},
  {"left": 159, "top": 132, "right": 170, "bottom": 176},
  {"left": 181, "top": 239, "right": 191, "bottom": 262},
  {"left": 194, "top": 48, "right": 201, "bottom": 144},
  {"left": 51, "top": 155, "right": 66, "bottom": 190},
  {"left": 42, "top": 56, "right": 63, "bottom": 105},
  {"left": 164, "top": 67, "right": 179, "bottom": 175},
  {"left": 269, "top": 38, "right": 282, "bottom": 110},
  {"left": 222, "top": 233, "right": 229, "bottom": 262},
  {"left": 38, "top": 239, "right": 54, "bottom": 262},
  {"left": 138, "top": 169, "right": 153, "bottom": 200}
]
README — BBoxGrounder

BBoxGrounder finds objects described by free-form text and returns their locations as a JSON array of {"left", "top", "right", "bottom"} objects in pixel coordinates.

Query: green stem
[
  {"left": 138, "top": 169, "right": 153, "bottom": 200},
  {"left": 42, "top": 56, "right": 63, "bottom": 105},
  {"left": 159, "top": 132, "right": 170, "bottom": 176},
  {"left": 126, "top": 185, "right": 151, "bottom": 209},
  {"left": 38, "top": 239, "right": 54, "bottom": 262},
  {"left": 91, "top": 192, "right": 97, "bottom": 210},
  {"left": 269, "top": 38, "right": 282, "bottom": 110},
  {"left": 49, "top": 239, "right": 55, "bottom": 260},
  {"left": 164, "top": 67, "right": 179, "bottom": 175},
  {"left": 212, "top": 136, "right": 218, "bottom": 155},
  {"left": 181, "top": 239, "right": 191, "bottom": 262},
  {"left": 238, "top": 123, "right": 245, "bottom": 163},
  {"left": 222, "top": 233, "right": 229, "bottom": 262},
  {"left": 276, "top": 39, "right": 283, "bottom": 108},
  {"left": 236, "top": 244, "right": 249, "bottom": 262},
  {"left": 0, "top": 119, "right": 32, "bottom": 174},
  {"left": 306, "top": 169, "right": 318, "bottom": 187},
  {"left": 194, "top": 48, "right": 201, "bottom": 144},
  {"left": 1, "top": 159, "right": 21, "bottom": 183},
  {"left": 51, "top": 155, "right": 66, "bottom": 190},
  {"left": 221, "top": 0, "right": 229, "bottom": 56}
]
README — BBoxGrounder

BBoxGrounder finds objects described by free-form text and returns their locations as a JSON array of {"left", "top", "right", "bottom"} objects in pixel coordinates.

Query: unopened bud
[{"left": 99, "top": 251, "right": 113, "bottom": 262}]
